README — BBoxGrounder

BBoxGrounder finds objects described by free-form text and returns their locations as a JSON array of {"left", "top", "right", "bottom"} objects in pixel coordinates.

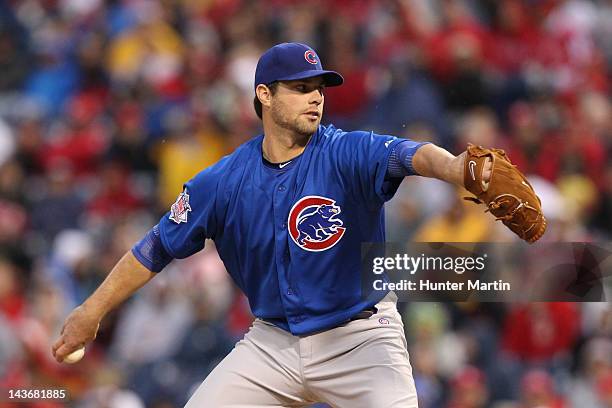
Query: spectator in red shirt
[{"left": 502, "top": 303, "right": 579, "bottom": 362}]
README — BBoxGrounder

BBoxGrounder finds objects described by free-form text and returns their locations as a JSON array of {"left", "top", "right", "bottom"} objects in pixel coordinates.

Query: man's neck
[{"left": 261, "top": 121, "right": 314, "bottom": 163}]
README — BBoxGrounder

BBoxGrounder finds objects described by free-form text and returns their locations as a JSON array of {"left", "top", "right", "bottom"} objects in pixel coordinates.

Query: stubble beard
[{"left": 270, "top": 100, "right": 320, "bottom": 137}]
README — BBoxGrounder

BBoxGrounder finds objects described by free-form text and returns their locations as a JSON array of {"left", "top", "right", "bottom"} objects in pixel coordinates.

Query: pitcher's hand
[{"left": 52, "top": 305, "right": 101, "bottom": 363}]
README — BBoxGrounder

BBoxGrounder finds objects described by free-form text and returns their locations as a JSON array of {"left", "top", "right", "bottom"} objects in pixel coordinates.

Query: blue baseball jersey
[{"left": 158, "top": 124, "right": 423, "bottom": 335}]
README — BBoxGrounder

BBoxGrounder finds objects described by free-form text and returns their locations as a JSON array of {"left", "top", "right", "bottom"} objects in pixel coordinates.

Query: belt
[
  {"left": 350, "top": 306, "right": 377, "bottom": 321},
  {"left": 262, "top": 306, "right": 379, "bottom": 328}
]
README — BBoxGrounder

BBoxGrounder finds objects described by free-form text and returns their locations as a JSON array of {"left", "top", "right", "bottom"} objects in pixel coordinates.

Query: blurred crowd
[{"left": 0, "top": 0, "right": 611, "bottom": 407}]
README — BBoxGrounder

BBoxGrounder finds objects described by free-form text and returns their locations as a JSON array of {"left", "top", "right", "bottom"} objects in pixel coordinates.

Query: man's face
[{"left": 269, "top": 77, "right": 325, "bottom": 136}]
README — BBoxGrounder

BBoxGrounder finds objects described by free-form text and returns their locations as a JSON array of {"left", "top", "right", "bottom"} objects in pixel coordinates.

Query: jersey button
[
  {"left": 281, "top": 223, "right": 286, "bottom": 229},
  {"left": 278, "top": 185, "right": 286, "bottom": 192},
  {"left": 287, "top": 288, "right": 293, "bottom": 295}
]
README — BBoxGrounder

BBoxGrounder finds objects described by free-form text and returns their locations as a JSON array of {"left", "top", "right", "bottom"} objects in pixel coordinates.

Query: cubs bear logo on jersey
[
  {"left": 288, "top": 196, "right": 346, "bottom": 251},
  {"left": 169, "top": 188, "right": 192, "bottom": 224}
]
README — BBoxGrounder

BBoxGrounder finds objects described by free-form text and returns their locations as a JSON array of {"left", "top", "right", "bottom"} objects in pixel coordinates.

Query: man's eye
[{"left": 296, "top": 85, "right": 307, "bottom": 92}]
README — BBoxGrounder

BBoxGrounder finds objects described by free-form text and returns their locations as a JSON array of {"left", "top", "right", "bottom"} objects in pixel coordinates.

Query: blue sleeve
[
  {"left": 386, "top": 140, "right": 430, "bottom": 177},
  {"left": 337, "top": 131, "right": 422, "bottom": 206},
  {"left": 131, "top": 224, "right": 173, "bottom": 272},
  {"left": 157, "top": 168, "right": 219, "bottom": 259}
]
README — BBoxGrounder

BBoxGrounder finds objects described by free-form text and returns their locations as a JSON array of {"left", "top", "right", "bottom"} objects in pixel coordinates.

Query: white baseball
[{"left": 63, "top": 347, "right": 85, "bottom": 364}]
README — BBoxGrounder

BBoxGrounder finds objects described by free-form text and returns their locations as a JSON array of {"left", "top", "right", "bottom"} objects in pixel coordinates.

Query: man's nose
[{"left": 309, "top": 89, "right": 323, "bottom": 104}]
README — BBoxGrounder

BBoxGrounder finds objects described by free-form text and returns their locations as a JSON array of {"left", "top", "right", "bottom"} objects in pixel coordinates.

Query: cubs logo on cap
[
  {"left": 304, "top": 50, "right": 318, "bottom": 65},
  {"left": 288, "top": 195, "right": 346, "bottom": 252},
  {"left": 254, "top": 43, "right": 344, "bottom": 90}
]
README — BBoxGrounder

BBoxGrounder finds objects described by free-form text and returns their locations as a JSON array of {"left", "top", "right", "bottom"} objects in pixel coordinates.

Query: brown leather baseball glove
[{"left": 464, "top": 144, "right": 547, "bottom": 243}]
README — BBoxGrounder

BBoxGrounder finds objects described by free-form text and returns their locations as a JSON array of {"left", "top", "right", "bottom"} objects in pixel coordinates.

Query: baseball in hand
[{"left": 63, "top": 347, "right": 85, "bottom": 364}]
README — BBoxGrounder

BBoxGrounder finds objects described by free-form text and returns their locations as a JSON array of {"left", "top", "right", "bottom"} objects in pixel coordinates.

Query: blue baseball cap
[{"left": 254, "top": 42, "right": 344, "bottom": 91}]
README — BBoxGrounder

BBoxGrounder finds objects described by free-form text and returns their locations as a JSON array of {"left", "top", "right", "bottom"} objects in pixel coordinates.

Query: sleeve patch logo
[
  {"left": 169, "top": 189, "right": 192, "bottom": 224},
  {"left": 288, "top": 195, "right": 346, "bottom": 252}
]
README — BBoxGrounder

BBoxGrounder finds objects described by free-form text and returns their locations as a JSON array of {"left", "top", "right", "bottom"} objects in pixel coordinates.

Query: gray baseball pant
[{"left": 184, "top": 292, "right": 418, "bottom": 407}]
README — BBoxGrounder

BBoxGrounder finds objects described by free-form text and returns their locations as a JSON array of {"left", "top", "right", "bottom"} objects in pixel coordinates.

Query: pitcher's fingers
[
  {"left": 53, "top": 343, "right": 79, "bottom": 363},
  {"left": 51, "top": 336, "right": 64, "bottom": 356}
]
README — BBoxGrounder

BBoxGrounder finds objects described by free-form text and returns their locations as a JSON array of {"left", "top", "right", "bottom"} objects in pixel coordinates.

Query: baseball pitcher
[{"left": 52, "top": 43, "right": 546, "bottom": 407}]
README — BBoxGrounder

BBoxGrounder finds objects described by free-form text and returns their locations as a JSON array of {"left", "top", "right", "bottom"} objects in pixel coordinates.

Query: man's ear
[{"left": 256, "top": 84, "right": 273, "bottom": 108}]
